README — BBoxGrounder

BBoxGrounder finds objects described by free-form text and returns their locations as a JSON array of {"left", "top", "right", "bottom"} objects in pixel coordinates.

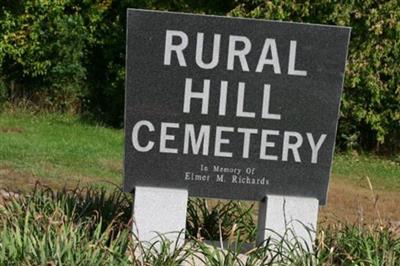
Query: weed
[{"left": 0, "top": 185, "right": 399, "bottom": 265}]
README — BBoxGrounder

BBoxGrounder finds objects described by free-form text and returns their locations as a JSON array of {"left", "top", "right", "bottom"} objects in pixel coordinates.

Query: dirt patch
[
  {"left": 319, "top": 177, "right": 400, "bottom": 225},
  {"left": 100, "top": 159, "right": 122, "bottom": 173},
  {"left": 0, "top": 164, "right": 100, "bottom": 193},
  {"left": 0, "top": 127, "right": 24, "bottom": 133},
  {"left": 0, "top": 165, "right": 39, "bottom": 190},
  {"left": 207, "top": 177, "right": 400, "bottom": 228}
]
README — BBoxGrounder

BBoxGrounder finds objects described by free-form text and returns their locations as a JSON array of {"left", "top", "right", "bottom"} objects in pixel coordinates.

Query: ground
[
  {"left": 1, "top": 109, "right": 399, "bottom": 225},
  {"left": 320, "top": 177, "right": 400, "bottom": 224}
]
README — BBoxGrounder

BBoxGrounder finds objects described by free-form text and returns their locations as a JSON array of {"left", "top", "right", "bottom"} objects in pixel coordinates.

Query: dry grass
[{"left": 320, "top": 177, "right": 400, "bottom": 225}]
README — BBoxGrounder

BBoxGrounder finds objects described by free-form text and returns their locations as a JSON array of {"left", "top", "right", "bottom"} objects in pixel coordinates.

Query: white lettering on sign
[
  {"left": 237, "top": 128, "right": 258, "bottom": 158},
  {"left": 219, "top": 81, "right": 228, "bottom": 116},
  {"left": 131, "top": 120, "right": 327, "bottom": 163},
  {"left": 288, "top": 40, "right": 307, "bottom": 76},
  {"left": 260, "top": 130, "right": 279, "bottom": 161},
  {"left": 282, "top": 131, "right": 303, "bottom": 162},
  {"left": 183, "top": 124, "right": 210, "bottom": 155},
  {"left": 227, "top": 35, "right": 251, "bottom": 72},
  {"left": 183, "top": 78, "right": 210, "bottom": 115},
  {"left": 262, "top": 84, "right": 281, "bottom": 120},
  {"left": 195, "top": 32, "right": 221, "bottom": 69},
  {"left": 160, "top": 122, "right": 179, "bottom": 154},
  {"left": 164, "top": 30, "right": 188, "bottom": 66},
  {"left": 164, "top": 30, "right": 307, "bottom": 76},
  {"left": 131, "top": 29, "right": 330, "bottom": 165},
  {"left": 183, "top": 79, "right": 281, "bottom": 119},
  {"left": 256, "top": 38, "right": 281, "bottom": 74},
  {"left": 307, "top": 133, "right": 327, "bottom": 164},
  {"left": 214, "top": 126, "right": 234, "bottom": 158},
  {"left": 132, "top": 120, "right": 155, "bottom": 152},
  {"left": 236, "top": 82, "right": 255, "bottom": 118}
]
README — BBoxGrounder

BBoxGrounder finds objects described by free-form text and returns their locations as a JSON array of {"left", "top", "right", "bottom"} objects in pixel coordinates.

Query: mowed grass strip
[
  {"left": 0, "top": 109, "right": 123, "bottom": 188},
  {"left": 0, "top": 109, "right": 399, "bottom": 191},
  {"left": 332, "top": 153, "right": 400, "bottom": 191}
]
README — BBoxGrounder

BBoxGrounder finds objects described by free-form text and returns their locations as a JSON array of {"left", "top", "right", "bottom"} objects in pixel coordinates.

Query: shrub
[{"left": 0, "top": 0, "right": 91, "bottom": 112}]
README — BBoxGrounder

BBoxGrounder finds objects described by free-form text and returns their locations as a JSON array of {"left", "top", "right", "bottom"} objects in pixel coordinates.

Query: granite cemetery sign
[{"left": 124, "top": 9, "right": 350, "bottom": 208}]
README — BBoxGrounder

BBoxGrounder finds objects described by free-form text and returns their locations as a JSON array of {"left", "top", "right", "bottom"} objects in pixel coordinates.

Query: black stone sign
[{"left": 123, "top": 9, "right": 350, "bottom": 204}]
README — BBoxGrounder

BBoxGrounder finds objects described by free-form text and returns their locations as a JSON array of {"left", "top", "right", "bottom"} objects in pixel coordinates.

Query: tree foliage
[
  {"left": 229, "top": 0, "right": 400, "bottom": 152},
  {"left": 0, "top": 0, "right": 398, "bottom": 152},
  {"left": 0, "top": 0, "right": 89, "bottom": 110}
]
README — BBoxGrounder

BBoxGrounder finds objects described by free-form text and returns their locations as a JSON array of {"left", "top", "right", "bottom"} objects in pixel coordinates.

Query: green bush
[
  {"left": 0, "top": 0, "right": 399, "bottom": 152},
  {"left": 0, "top": 0, "right": 90, "bottom": 111}
]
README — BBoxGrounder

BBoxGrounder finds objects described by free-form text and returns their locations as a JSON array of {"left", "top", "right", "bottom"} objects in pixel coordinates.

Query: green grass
[
  {"left": 332, "top": 153, "right": 400, "bottom": 191},
  {"left": 1, "top": 109, "right": 399, "bottom": 191},
  {"left": 0, "top": 109, "right": 123, "bottom": 188}
]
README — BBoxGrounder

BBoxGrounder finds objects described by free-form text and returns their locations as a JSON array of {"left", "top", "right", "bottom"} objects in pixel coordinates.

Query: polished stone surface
[{"left": 124, "top": 9, "right": 350, "bottom": 204}]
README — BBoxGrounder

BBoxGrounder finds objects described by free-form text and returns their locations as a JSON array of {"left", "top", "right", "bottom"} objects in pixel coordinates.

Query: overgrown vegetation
[
  {"left": 0, "top": 0, "right": 399, "bottom": 152},
  {"left": 187, "top": 199, "right": 256, "bottom": 242},
  {"left": 0, "top": 185, "right": 399, "bottom": 265}
]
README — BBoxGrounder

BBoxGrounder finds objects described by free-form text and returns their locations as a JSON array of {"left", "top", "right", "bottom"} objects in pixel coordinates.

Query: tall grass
[
  {"left": 0, "top": 185, "right": 399, "bottom": 265},
  {"left": 0, "top": 184, "right": 133, "bottom": 265},
  {"left": 187, "top": 199, "right": 256, "bottom": 243}
]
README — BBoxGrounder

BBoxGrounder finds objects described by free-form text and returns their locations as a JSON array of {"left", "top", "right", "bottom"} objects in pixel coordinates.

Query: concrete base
[
  {"left": 257, "top": 195, "right": 319, "bottom": 250},
  {"left": 133, "top": 186, "right": 188, "bottom": 248}
]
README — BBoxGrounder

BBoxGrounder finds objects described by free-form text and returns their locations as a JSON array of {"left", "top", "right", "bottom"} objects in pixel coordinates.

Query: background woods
[{"left": 0, "top": 0, "right": 399, "bottom": 153}]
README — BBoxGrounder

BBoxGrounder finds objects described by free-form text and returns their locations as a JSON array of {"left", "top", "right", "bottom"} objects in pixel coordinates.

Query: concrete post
[
  {"left": 257, "top": 195, "right": 319, "bottom": 250},
  {"left": 133, "top": 186, "right": 188, "bottom": 248}
]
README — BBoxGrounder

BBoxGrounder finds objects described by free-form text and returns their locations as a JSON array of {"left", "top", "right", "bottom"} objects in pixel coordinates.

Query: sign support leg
[
  {"left": 257, "top": 195, "right": 319, "bottom": 250},
  {"left": 133, "top": 186, "right": 188, "bottom": 248}
]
